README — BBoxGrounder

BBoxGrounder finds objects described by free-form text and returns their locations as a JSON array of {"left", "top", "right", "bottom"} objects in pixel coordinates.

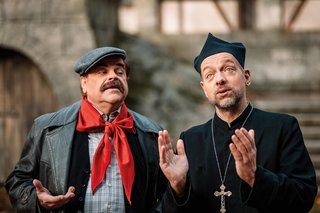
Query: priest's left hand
[{"left": 229, "top": 128, "right": 256, "bottom": 187}]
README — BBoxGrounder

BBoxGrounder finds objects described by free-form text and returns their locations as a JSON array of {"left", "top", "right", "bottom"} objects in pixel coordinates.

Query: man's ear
[
  {"left": 200, "top": 81, "right": 208, "bottom": 98},
  {"left": 244, "top": 69, "right": 251, "bottom": 86},
  {"left": 80, "top": 76, "right": 87, "bottom": 95}
]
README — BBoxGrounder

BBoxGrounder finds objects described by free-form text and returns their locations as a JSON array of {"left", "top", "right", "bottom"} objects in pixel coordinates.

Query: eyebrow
[
  {"left": 203, "top": 59, "right": 236, "bottom": 70},
  {"left": 222, "top": 59, "right": 236, "bottom": 65}
]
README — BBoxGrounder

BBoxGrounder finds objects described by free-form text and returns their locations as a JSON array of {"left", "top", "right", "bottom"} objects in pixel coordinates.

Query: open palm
[{"left": 158, "top": 130, "right": 189, "bottom": 196}]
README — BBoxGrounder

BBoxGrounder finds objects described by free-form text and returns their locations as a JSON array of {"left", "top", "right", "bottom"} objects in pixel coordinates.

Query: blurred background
[{"left": 0, "top": 0, "right": 320, "bottom": 212}]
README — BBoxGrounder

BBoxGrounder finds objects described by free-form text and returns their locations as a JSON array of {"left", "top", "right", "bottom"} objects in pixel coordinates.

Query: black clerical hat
[{"left": 194, "top": 33, "right": 246, "bottom": 73}]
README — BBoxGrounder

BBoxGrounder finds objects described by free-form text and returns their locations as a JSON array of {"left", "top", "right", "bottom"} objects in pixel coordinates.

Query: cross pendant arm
[{"left": 214, "top": 184, "right": 232, "bottom": 213}]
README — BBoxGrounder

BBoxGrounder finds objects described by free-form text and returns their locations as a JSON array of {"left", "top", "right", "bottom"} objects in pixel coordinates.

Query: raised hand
[
  {"left": 33, "top": 179, "right": 75, "bottom": 210},
  {"left": 229, "top": 128, "right": 256, "bottom": 187},
  {"left": 158, "top": 130, "right": 189, "bottom": 196}
]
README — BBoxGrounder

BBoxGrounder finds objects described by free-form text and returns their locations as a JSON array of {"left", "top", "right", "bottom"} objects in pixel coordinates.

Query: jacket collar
[
  {"left": 130, "top": 110, "right": 162, "bottom": 134},
  {"left": 43, "top": 101, "right": 81, "bottom": 129},
  {"left": 44, "top": 101, "right": 161, "bottom": 134}
]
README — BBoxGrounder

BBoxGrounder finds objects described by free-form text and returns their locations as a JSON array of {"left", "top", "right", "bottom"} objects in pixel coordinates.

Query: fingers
[
  {"left": 232, "top": 128, "right": 255, "bottom": 151},
  {"left": 158, "top": 130, "right": 172, "bottom": 149},
  {"left": 33, "top": 179, "right": 75, "bottom": 210},
  {"left": 45, "top": 187, "right": 75, "bottom": 202},
  {"left": 230, "top": 128, "right": 255, "bottom": 163},
  {"left": 176, "top": 139, "right": 185, "bottom": 155},
  {"left": 65, "top": 186, "right": 75, "bottom": 199},
  {"left": 158, "top": 130, "right": 186, "bottom": 168},
  {"left": 248, "top": 129, "right": 255, "bottom": 147},
  {"left": 158, "top": 131, "right": 164, "bottom": 154},
  {"left": 162, "top": 130, "right": 173, "bottom": 147},
  {"left": 158, "top": 130, "right": 174, "bottom": 154},
  {"left": 229, "top": 142, "right": 243, "bottom": 161},
  {"left": 33, "top": 179, "right": 46, "bottom": 193},
  {"left": 159, "top": 140, "right": 167, "bottom": 166},
  {"left": 158, "top": 130, "right": 173, "bottom": 166},
  {"left": 230, "top": 128, "right": 256, "bottom": 187}
]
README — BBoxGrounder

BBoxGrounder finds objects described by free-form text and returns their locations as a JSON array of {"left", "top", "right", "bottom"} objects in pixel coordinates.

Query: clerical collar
[{"left": 214, "top": 103, "right": 253, "bottom": 130}]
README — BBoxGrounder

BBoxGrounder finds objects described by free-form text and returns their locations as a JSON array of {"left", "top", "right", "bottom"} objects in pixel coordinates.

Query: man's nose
[
  {"left": 215, "top": 71, "right": 226, "bottom": 85},
  {"left": 107, "top": 70, "right": 118, "bottom": 80}
]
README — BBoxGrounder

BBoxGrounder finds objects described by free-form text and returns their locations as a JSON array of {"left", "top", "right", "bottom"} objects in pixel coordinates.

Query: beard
[{"left": 214, "top": 88, "right": 243, "bottom": 112}]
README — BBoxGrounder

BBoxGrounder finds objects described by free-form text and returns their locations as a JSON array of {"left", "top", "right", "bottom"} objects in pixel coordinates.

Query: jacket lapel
[{"left": 46, "top": 120, "right": 77, "bottom": 194}]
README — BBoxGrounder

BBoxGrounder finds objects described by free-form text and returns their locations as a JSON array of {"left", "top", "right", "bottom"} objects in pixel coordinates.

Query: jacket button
[
  {"left": 79, "top": 197, "right": 84, "bottom": 202},
  {"left": 21, "top": 191, "right": 28, "bottom": 202}
]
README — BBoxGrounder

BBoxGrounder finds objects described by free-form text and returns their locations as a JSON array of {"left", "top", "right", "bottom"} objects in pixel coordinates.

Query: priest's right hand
[
  {"left": 158, "top": 130, "right": 189, "bottom": 196},
  {"left": 33, "top": 179, "right": 75, "bottom": 210}
]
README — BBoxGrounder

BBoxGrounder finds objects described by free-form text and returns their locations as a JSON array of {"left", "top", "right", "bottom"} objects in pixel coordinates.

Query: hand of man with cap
[{"left": 33, "top": 179, "right": 75, "bottom": 210}]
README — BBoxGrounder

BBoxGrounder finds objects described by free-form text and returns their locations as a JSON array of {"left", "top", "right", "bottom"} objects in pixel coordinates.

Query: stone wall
[
  {"left": 1, "top": 0, "right": 320, "bottom": 139},
  {"left": 145, "top": 31, "right": 320, "bottom": 92},
  {"left": 0, "top": 0, "right": 95, "bottom": 107}
]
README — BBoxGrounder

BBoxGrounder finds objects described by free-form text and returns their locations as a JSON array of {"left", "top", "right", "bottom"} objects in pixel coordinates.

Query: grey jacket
[{"left": 5, "top": 101, "right": 166, "bottom": 212}]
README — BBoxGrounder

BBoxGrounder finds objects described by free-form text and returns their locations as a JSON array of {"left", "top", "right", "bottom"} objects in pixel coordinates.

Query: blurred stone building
[{"left": 1, "top": 0, "right": 320, "bottom": 196}]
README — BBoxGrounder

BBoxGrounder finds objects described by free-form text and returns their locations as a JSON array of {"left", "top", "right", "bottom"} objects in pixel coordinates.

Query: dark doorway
[{"left": 0, "top": 48, "right": 57, "bottom": 182}]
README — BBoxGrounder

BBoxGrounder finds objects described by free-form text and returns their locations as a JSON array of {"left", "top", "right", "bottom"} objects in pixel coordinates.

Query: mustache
[
  {"left": 100, "top": 80, "right": 124, "bottom": 93},
  {"left": 215, "top": 85, "right": 232, "bottom": 94}
]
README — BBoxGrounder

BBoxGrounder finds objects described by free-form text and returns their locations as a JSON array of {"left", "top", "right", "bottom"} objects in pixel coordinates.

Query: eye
[
  {"left": 225, "top": 66, "right": 236, "bottom": 73},
  {"left": 115, "top": 67, "right": 126, "bottom": 76},
  {"left": 99, "top": 70, "right": 107, "bottom": 75},
  {"left": 206, "top": 73, "right": 215, "bottom": 80},
  {"left": 95, "top": 67, "right": 107, "bottom": 74}
]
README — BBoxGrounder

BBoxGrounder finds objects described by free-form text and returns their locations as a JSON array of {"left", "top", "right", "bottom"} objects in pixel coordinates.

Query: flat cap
[
  {"left": 194, "top": 33, "right": 246, "bottom": 74},
  {"left": 74, "top": 47, "right": 127, "bottom": 75}
]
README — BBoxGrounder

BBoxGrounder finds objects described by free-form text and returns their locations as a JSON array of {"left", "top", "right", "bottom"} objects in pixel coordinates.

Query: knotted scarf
[{"left": 76, "top": 97, "right": 136, "bottom": 203}]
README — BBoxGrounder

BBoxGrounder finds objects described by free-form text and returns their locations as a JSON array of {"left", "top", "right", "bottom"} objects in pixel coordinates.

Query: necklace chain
[{"left": 211, "top": 104, "right": 254, "bottom": 184}]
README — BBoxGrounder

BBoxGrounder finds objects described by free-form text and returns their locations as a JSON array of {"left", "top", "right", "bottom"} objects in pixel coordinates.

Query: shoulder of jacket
[
  {"left": 129, "top": 109, "right": 163, "bottom": 133},
  {"left": 34, "top": 101, "right": 81, "bottom": 129},
  {"left": 253, "top": 108, "right": 296, "bottom": 122}
]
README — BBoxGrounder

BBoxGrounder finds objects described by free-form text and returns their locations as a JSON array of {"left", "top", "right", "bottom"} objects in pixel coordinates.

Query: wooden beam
[
  {"left": 285, "top": 0, "right": 307, "bottom": 31},
  {"left": 239, "top": 0, "right": 255, "bottom": 29},
  {"left": 212, "top": 0, "right": 234, "bottom": 31}
]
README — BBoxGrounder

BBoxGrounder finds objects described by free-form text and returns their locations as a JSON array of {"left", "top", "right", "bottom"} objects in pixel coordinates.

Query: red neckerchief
[{"left": 76, "top": 97, "right": 136, "bottom": 204}]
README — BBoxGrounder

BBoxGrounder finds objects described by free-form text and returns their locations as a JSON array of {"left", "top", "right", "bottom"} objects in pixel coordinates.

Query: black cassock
[{"left": 163, "top": 104, "right": 317, "bottom": 213}]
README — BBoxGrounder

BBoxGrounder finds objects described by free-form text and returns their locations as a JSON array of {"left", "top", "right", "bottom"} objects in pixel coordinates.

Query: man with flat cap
[
  {"left": 159, "top": 33, "right": 317, "bottom": 212},
  {"left": 5, "top": 47, "right": 167, "bottom": 212}
]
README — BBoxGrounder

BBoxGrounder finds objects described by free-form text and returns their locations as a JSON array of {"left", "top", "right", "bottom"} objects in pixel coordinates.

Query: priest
[{"left": 159, "top": 33, "right": 317, "bottom": 213}]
